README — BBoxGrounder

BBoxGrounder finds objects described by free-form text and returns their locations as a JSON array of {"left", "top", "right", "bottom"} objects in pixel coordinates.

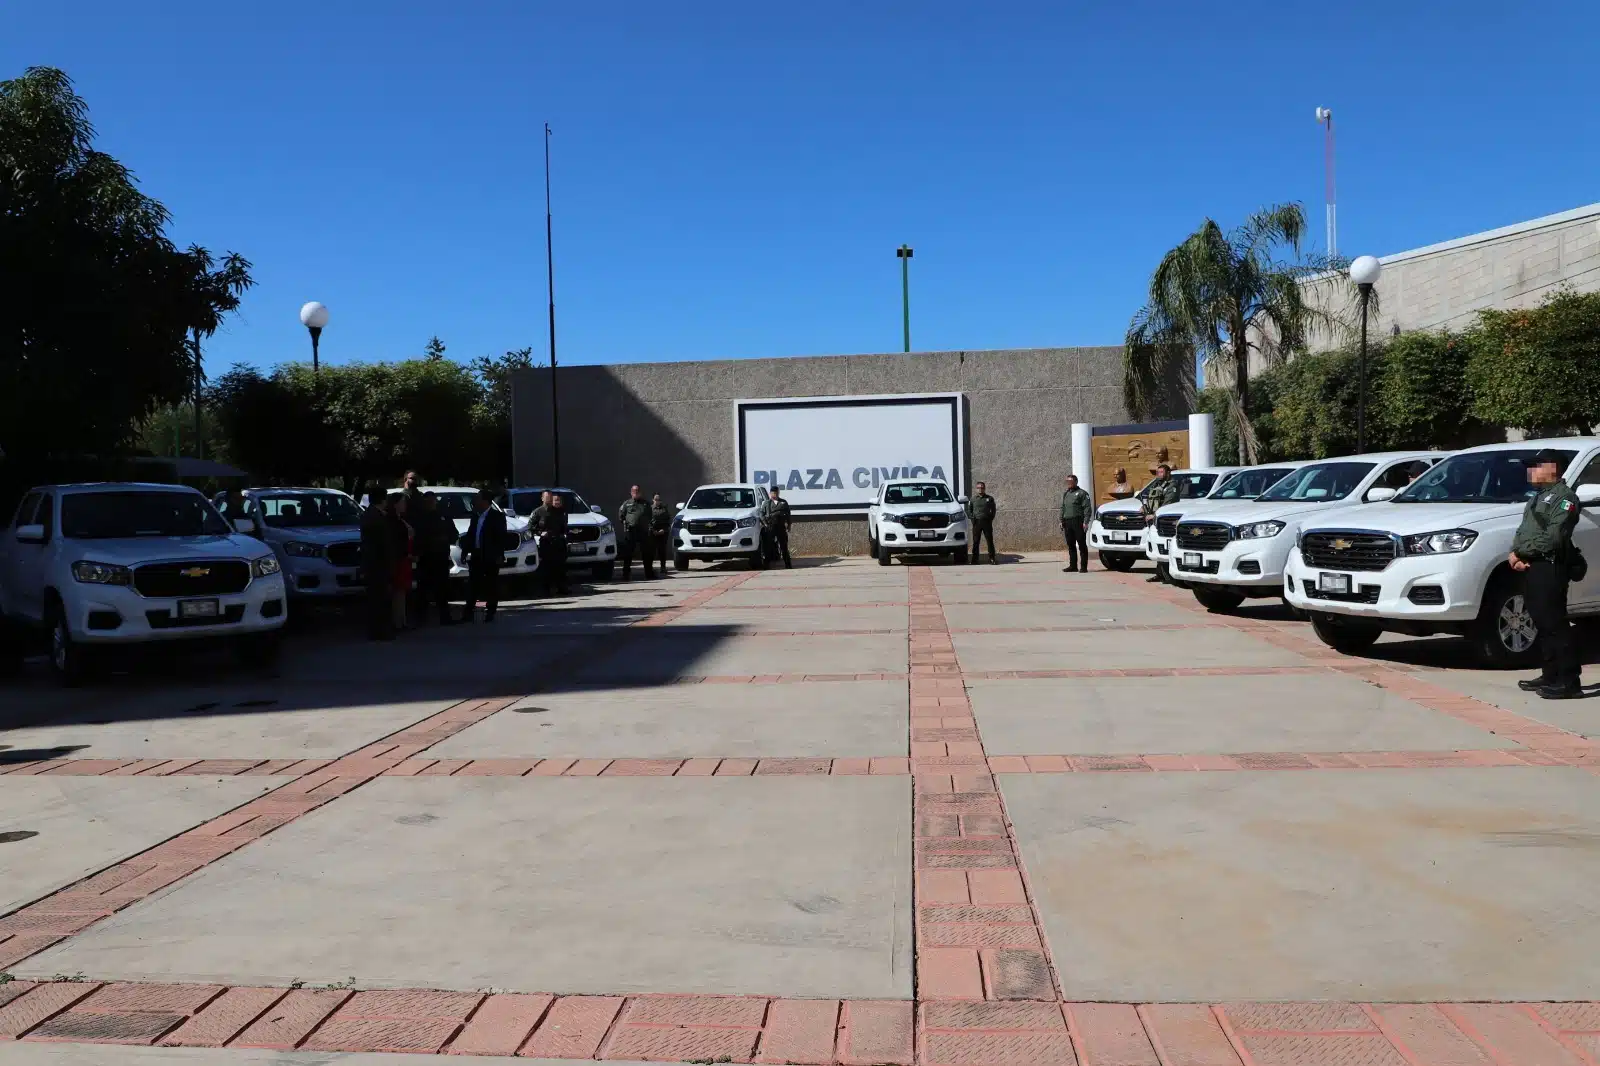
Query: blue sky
[{"left": 7, "top": 1, "right": 1597, "bottom": 372}]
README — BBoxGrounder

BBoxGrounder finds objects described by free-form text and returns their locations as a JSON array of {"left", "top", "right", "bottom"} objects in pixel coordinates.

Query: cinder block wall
[{"left": 513, "top": 347, "right": 1180, "bottom": 553}]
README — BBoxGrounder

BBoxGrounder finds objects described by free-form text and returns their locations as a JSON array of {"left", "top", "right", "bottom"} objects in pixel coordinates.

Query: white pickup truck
[
  {"left": 503, "top": 486, "right": 618, "bottom": 580},
  {"left": 1147, "top": 464, "right": 1301, "bottom": 583},
  {"left": 673, "top": 484, "right": 766, "bottom": 569},
  {"left": 1089, "top": 468, "right": 1232, "bottom": 572},
  {"left": 1174, "top": 451, "right": 1445, "bottom": 612},
  {"left": 0, "top": 483, "right": 288, "bottom": 683},
  {"left": 867, "top": 478, "right": 971, "bottom": 564},
  {"left": 1286, "top": 438, "right": 1600, "bottom": 665}
]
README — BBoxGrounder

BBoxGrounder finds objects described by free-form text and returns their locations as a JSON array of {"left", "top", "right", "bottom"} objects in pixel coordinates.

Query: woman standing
[{"left": 389, "top": 493, "right": 416, "bottom": 631}]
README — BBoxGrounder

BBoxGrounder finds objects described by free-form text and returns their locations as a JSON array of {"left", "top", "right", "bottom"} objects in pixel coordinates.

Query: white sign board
[{"left": 735, "top": 393, "right": 966, "bottom": 515}]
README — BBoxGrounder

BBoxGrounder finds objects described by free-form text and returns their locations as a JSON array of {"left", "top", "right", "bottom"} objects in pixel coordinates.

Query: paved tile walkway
[{"left": 2, "top": 557, "right": 1599, "bottom": 1063}]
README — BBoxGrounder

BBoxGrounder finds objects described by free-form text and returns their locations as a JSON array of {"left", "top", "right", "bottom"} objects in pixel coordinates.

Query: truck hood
[
  {"left": 1097, "top": 498, "right": 1146, "bottom": 516},
  {"left": 1299, "top": 500, "right": 1520, "bottom": 537},
  {"left": 1192, "top": 498, "right": 1366, "bottom": 527},
  {"left": 679, "top": 508, "right": 759, "bottom": 522},
  {"left": 880, "top": 503, "right": 966, "bottom": 520},
  {"left": 451, "top": 513, "right": 529, "bottom": 536},
  {"left": 65, "top": 534, "right": 268, "bottom": 565},
  {"left": 1156, "top": 499, "right": 1263, "bottom": 517},
  {"left": 267, "top": 525, "right": 361, "bottom": 544}
]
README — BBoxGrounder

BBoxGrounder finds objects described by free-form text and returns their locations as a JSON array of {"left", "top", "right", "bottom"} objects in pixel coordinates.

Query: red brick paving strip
[{"left": 448, "top": 991, "right": 552, "bottom": 1056}]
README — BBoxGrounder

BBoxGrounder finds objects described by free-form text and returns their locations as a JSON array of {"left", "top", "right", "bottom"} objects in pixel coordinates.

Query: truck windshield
[
  {"left": 508, "top": 489, "right": 588, "bottom": 515},
  {"left": 62, "top": 492, "right": 231, "bottom": 539},
  {"left": 1257, "top": 462, "right": 1375, "bottom": 503},
  {"left": 688, "top": 488, "right": 756, "bottom": 509},
  {"left": 257, "top": 493, "right": 361, "bottom": 527},
  {"left": 1396, "top": 449, "right": 1577, "bottom": 504},
  {"left": 1210, "top": 467, "right": 1294, "bottom": 499},
  {"left": 1171, "top": 473, "right": 1218, "bottom": 499},
  {"left": 884, "top": 483, "right": 953, "bottom": 504}
]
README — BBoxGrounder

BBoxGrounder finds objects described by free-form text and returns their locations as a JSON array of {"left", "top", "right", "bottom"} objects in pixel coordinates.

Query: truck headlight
[
  {"left": 1236, "top": 521, "right": 1285, "bottom": 539},
  {"left": 735, "top": 516, "right": 759, "bottom": 529},
  {"left": 283, "top": 540, "right": 323, "bottom": 558},
  {"left": 251, "top": 555, "right": 282, "bottom": 577},
  {"left": 71, "top": 560, "right": 132, "bottom": 586},
  {"left": 879, "top": 512, "right": 902, "bottom": 525},
  {"left": 1404, "top": 529, "right": 1476, "bottom": 555},
  {"left": 600, "top": 520, "right": 614, "bottom": 535}
]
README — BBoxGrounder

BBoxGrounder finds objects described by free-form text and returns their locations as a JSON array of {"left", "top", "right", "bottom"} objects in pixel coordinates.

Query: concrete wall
[{"left": 513, "top": 346, "right": 1174, "bottom": 554}]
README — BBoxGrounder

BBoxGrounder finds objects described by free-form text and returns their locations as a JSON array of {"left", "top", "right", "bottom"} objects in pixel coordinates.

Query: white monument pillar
[
  {"left": 1070, "top": 422, "right": 1093, "bottom": 499},
  {"left": 1187, "top": 412, "right": 1215, "bottom": 468}
]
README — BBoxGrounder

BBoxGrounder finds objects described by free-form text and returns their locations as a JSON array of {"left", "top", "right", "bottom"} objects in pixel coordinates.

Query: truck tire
[
  {"left": 1309, "top": 611, "right": 1382, "bottom": 654},
  {"left": 878, "top": 544, "right": 893, "bottom": 566},
  {"left": 954, "top": 548, "right": 969, "bottom": 565},
  {"left": 749, "top": 550, "right": 765, "bottom": 570},
  {"left": 236, "top": 633, "right": 283, "bottom": 669},
  {"left": 1191, "top": 585, "right": 1246, "bottom": 613},
  {"left": 1098, "top": 552, "right": 1135, "bottom": 572},
  {"left": 1469, "top": 572, "right": 1539, "bottom": 669},
  {"left": 46, "top": 603, "right": 91, "bottom": 687}
]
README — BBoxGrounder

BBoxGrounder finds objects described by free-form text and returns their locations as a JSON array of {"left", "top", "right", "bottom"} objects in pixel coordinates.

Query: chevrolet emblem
[
  {"left": 180, "top": 567, "right": 211, "bottom": 578},
  {"left": 1330, "top": 538, "right": 1353, "bottom": 551}
]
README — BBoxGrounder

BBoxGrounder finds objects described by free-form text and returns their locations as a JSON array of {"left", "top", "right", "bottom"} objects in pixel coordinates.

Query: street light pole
[
  {"left": 1349, "top": 255, "right": 1383, "bottom": 453},
  {"left": 1315, "top": 107, "right": 1337, "bottom": 257},
  {"left": 299, "top": 302, "right": 329, "bottom": 373},
  {"left": 545, "top": 123, "right": 561, "bottom": 486},
  {"left": 896, "top": 245, "right": 913, "bottom": 352}
]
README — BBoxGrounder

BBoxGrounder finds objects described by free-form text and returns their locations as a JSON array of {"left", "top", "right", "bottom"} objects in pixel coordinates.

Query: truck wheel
[
  {"left": 596, "top": 562, "right": 616, "bottom": 580},
  {"left": 868, "top": 532, "right": 878, "bottom": 557},
  {"left": 236, "top": 633, "right": 283, "bottom": 669},
  {"left": 749, "top": 550, "right": 766, "bottom": 570},
  {"left": 1098, "top": 552, "right": 1135, "bottom": 572},
  {"left": 1309, "top": 611, "right": 1382, "bottom": 654},
  {"left": 1191, "top": 586, "right": 1246, "bottom": 613},
  {"left": 673, "top": 553, "right": 687, "bottom": 572},
  {"left": 954, "top": 548, "right": 969, "bottom": 565},
  {"left": 47, "top": 605, "right": 90, "bottom": 687},
  {"left": 878, "top": 544, "right": 893, "bottom": 566},
  {"left": 1469, "top": 573, "right": 1539, "bottom": 668}
]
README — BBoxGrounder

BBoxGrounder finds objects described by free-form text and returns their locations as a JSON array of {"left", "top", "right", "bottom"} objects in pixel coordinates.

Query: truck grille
[
  {"left": 1155, "top": 514, "right": 1181, "bottom": 538},
  {"left": 1300, "top": 532, "right": 1396, "bottom": 572},
  {"left": 326, "top": 541, "right": 361, "bottom": 568},
  {"left": 133, "top": 560, "right": 251, "bottom": 598},
  {"left": 1100, "top": 511, "right": 1145, "bottom": 531},
  {"left": 687, "top": 519, "right": 735, "bottom": 535},
  {"left": 900, "top": 512, "right": 951, "bottom": 529},
  {"left": 499, "top": 531, "right": 521, "bottom": 553},
  {"left": 568, "top": 525, "right": 600, "bottom": 542},
  {"left": 1175, "top": 523, "right": 1231, "bottom": 551}
]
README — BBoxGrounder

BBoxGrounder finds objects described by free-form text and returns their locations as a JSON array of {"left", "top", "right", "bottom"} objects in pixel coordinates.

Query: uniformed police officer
[
  {"left": 1059, "top": 474, "right": 1092, "bottom": 573},
  {"left": 649, "top": 493, "right": 673, "bottom": 574},
  {"left": 1143, "top": 463, "right": 1180, "bottom": 583},
  {"left": 765, "top": 486, "right": 793, "bottom": 568},
  {"left": 616, "top": 484, "right": 655, "bottom": 580},
  {"left": 530, "top": 490, "right": 570, "bottom": 596},
  {"left": 1510, "top": 449, "right": 1584, "bottom": 699},
  {"left": 966, "top": 482, "right": 999, "bottom": 563}
]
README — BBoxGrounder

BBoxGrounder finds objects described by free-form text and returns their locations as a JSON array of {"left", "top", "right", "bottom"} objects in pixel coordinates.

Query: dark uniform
[
  {"left": 359, "top": 503, "right": 396, "bottom": 640},
  {"left": 649, "top": 501, "right": 673, "bottom": 572},
  {"left": 530, "top": 503, "right": 570, "bottom": 595},
  {"left": 1512, "top": 475, "right": 1582, "bottom": 695},
  {"left": 1059, "top": 485, "right": 1093, "bottom": 573},
  {"left": 617, "top": 496, "right": 655, "bottom": 579},
  {"left": 765, "top": 495, "right": 793, "bottom": 568},
  {"left": 966, "top": 490, "right": 998, "bottom": 563},
  {"left": 1143, "top": 474, "right": 1181, "bottom": 582},
  {"left": 416, "top": 504, "right": 456, "bottom": 623}
]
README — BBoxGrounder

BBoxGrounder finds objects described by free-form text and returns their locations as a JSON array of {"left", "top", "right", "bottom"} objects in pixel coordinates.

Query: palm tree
[
  {"left": 1123, "top": 203, "right": 1345, "bottom": 464},
  {"left": 183, "top": 246, "right": 254, "bottom": 458}
]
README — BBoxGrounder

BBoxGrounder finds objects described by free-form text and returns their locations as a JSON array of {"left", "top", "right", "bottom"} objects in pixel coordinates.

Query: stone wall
[{"left": 513, "top": 346, "right": 1181, "bottom": 554}]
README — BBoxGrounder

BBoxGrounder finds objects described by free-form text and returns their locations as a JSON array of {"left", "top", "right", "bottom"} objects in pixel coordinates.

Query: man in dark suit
[
  {"left": 360, "top": 491, "right": 397, "bottom": 641},
  {"left": 461, "top": 487, "right": 507, "bottom": 623}
]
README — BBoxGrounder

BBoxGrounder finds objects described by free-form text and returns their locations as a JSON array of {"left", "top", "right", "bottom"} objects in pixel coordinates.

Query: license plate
[
  {"left": 1183, "top": 553, "right": 1201, "bottom": 568},
  {"left": 178, "top": 598, "right": 220, "bottom": 619},
  {"left": 1318, "top": 572, "right": 1352, "bottom": 594},
  {"left": 699, "top": 537, "right": 726, "bottom": 547},
  {"left": 570, "top": 545, "right": 594, "bottom": 555},
  {"left": 1108, "top": 531, "right": 1129, "bottom": 543},
  {"left": 917, "top": 529, "right": 939, "bottom": 540}
]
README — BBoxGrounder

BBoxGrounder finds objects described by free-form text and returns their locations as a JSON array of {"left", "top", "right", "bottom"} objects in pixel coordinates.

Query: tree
[
  {"left": 1466, "top": 289, "right": 1600, "bottom": 436},
  {"left": 472, "top": 347, "right": 540, "bottom": 481},
  {"left": 183, "top": 246, "right": 254, "bottom": 457},
  {"left": 1124, "top": 204, "right": 1344, "bottom": 463},
  {"left": 0, "top": 67, "right": 249, "bottom": 474},
  {"left": 1372, "top": 330, "right": 1481, "bottom": 449},
  {"left": 423, "top": 336, "right": 447, "bottom": 361}
]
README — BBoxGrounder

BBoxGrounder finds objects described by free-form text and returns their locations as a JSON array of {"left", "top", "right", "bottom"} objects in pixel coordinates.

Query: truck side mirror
[
  {"left": 1365, "top": 486, "right": 1397, "bottom": 503},
  {"left": 1577, "top": 484, "right": 1600, "bottom": 508},
  {"left": 233, "top": 518, "right": 256, "bottom": 534},
  {"left": 14, "top": 523, "right": 45, "bottom": 544},
  {"left": 675, "top": 502, "right": 685, "bottom": 510},
  {"left": 591, "top": 505, "right": 602, "bottom": 514}
]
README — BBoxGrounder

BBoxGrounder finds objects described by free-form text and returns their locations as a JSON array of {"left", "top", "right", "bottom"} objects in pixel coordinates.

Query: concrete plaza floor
[{"left": 3, "top": 554, "right": 1600, "bottom": 1064}]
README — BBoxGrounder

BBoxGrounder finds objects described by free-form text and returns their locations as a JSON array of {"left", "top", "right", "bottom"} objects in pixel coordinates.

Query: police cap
[{"left": 1525, "top": 449, "right": 1566, "bottom": 467}]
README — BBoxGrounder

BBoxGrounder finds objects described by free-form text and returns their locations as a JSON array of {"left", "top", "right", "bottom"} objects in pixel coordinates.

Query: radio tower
[{"left": 1315, "top": 107, "right": 1337, "bottom": 257}]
